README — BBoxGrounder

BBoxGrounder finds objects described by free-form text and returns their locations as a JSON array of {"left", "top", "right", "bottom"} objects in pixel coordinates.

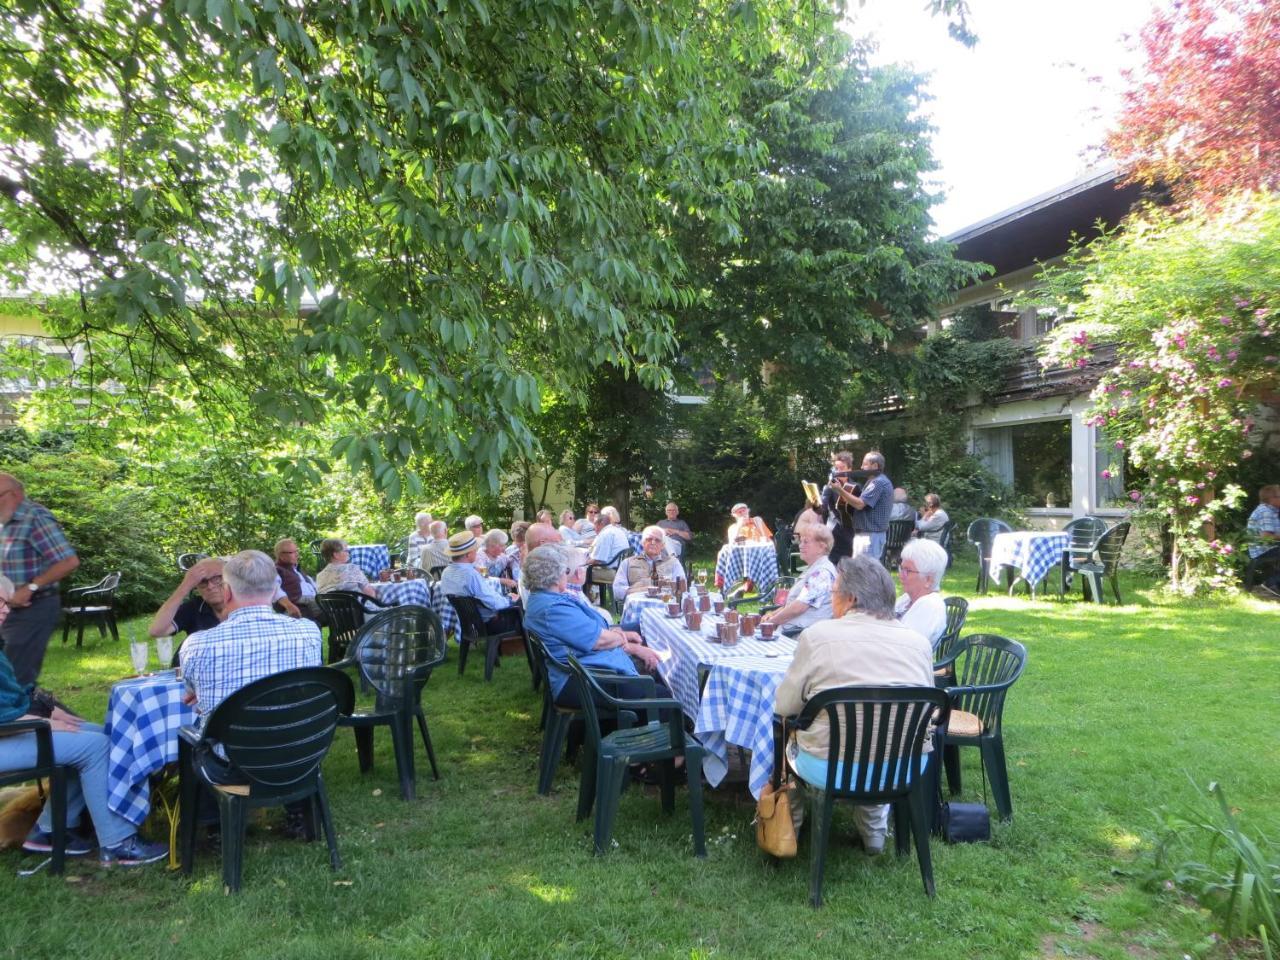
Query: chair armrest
[
  {"left": 945, "top": 679, "right": 1016, "bottom": 700},
  {"left": 933, "top": 649, "right": 962, "bottom": 671},
  {"left": 0, "top": 718, "right": 54, "bottom": 769},
  {"left": 177, "top": 724, "right": 203, "bottom": 747}
]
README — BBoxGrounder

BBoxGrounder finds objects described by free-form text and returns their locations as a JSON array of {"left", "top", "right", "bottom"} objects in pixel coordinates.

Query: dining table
[
  {"left": 103, "top": 669, "right": 197, "bottom": 826},
  {"left": 713, "top": 541, "right": 779, "bottom": 596},
  {"left": 375, "top": 577, "right": 462, "bottom": 641},
  {"left": 638, "top": 605, "right": 796, "bottom": 795},
  {"left": 988, "top": 530, "right": 1071, "bottom": 596},
  {"left": 348, "top": 544, "right": 391, "bottom": 580}
]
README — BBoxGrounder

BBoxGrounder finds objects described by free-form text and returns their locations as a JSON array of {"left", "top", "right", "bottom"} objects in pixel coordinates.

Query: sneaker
[
  {"left": 22, "top": 828, "right": 93, "bottom": 857},
  {"left": 99, "top": 835, "right": 168, "bottom": 867}
]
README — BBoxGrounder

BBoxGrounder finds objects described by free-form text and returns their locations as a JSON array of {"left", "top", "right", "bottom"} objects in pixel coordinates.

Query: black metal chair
[
  {"left": 315, "top": 590, "right": 388, "bottom": 663},
  {"left": 882, "top": 518, "right": 915, "bottom": 571},
  {"left": 334, "top": 605, "right": 447, "bottom": 801},
  {"left": 0, "top": 718, "right": 69, "bottom": 875},
  {"left": 1243, "top": 544, "right": 1280, "bottom": 591},
  {"left": 1076, "top": 521, "right": 1130, "bottom": 604},
  {"left": 176, "top": 552, "right": 208, "bottom": 572},
  {"left": 447, "top": 594, "right": 533, "bottom": 684},
  {"left": 781, "top": 686, "right": 951, "bottom": 905},
  {"left": 566, "top": 655, "right": 706, "bottom": 857},
  {"left": 1056, "top": 516, "right": 1109, "bottom": 598},
  {"left": 967, "top": 519, "right": 1012, "bottom": 594},
  {"left": 178, "top": 667, "right": 354, "bottom": 892},
  {"left": 60, "top": 572, "right": 122, "bottom": 647},
  {"left": 934, "top": 634, "right": 1027, "bottom": 821}
]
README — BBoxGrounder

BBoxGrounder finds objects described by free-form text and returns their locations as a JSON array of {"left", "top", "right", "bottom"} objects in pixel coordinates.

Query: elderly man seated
[
  {"left": 406, "top": 512, "right": 434, "bottom": 567},
  {"left": 889, "top": 487, "right": 915, "bottom": 522},
  {"left": 588, "top": 506, "right": 631, "bottom": 566},
  {"left": 314, "top": 539, "right": 379, "bottom": 597},
  {"left": 895, "top": 539, "right": 950, "bottom": 645},
  {"left": 149, "top": 556, "right": 229, "bottom": 639},
  {"left": 760, "top": 524, "right": 836, "bottom": 637},
  {"left": 275, "top": 538, "right": 323, "bottom": 622},
  {"left": 522, "top": 545, "right": 661, "bottom": 707},
  {"left": 726, "top": 503, "right": 771, "bottom": 543},
  {"left": 775, "top": 555, "right": 935, "bottom": 855},
  {"left": 422, "top": 521, "right": 451, "bottom": 572},
  {"left": 439, "top": 531, "right": 523, "bottom": 633},
  {"left": 614, "top": 525, "right": 685, "bottom": 597}
]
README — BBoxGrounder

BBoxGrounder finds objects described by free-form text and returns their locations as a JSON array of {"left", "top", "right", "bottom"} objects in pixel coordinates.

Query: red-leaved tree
[{"left": 1108, "top": 0, "right": 1280, "bottom": 204}]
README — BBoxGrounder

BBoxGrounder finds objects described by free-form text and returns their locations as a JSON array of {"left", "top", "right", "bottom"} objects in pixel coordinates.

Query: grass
[{"left": 2, "top": 557, "right": 1277, "bottom": 960}]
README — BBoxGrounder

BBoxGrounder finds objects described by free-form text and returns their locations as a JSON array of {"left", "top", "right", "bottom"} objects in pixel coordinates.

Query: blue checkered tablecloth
[
  {"left": 989, "top": 531, "right": 1070, "bottom": 590},
  {"left": 348, "top": 544, "right": 390, "bottom": 579},
  {"left": 638, "top": 606, "right": 795, "bottom": 789},
  {"left": 104, "top": 670, "right": 196, "bottom": 826},
  {"left": 375, "top": 578, "right": 462, "bottom": 641},
  {"left": 699, "top": 656, "right": 792, "bottom": 798},
  {"left": 714, "top": 543, "right": 779, "bottom": 595}
]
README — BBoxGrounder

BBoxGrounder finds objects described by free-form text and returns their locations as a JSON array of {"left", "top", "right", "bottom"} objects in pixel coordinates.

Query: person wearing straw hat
[{"left": 439, "top": 531, "right": 523, "bottom": 632}]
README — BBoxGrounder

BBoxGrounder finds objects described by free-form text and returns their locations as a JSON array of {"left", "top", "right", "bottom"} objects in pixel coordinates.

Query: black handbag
[{"left": 939, "top": 801, "right": 991, "bottom": 843}]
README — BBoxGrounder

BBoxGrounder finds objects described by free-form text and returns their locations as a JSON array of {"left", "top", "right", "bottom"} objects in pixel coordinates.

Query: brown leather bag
[{"left": 755, "top": 779, "right": 798, "bottom": 858}]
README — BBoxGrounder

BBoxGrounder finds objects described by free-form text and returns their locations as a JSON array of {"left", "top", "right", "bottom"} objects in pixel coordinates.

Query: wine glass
[
  {"left": 155, "top": 637, "right": 173, "bottom": 670},
  {"left": 696, "top": 568, "right": 708, "bottom": 587},
  {"left": 129, "top": 641, "right": 150, "bottom": 677}
]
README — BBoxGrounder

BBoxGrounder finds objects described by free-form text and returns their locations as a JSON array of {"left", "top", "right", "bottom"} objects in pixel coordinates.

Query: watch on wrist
[{"left": 26, "top": 581, "right": 40, "bottom": 593}]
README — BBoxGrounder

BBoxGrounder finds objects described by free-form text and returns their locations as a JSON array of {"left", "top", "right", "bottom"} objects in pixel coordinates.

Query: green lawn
[{"left": 2, "top": 559, "right": 1277, "bottom": 960}]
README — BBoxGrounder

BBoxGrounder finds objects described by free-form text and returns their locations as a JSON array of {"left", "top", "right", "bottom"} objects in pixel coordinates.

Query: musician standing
[{"left": 822, "top": 450, "right": 894, "bottom": 562}]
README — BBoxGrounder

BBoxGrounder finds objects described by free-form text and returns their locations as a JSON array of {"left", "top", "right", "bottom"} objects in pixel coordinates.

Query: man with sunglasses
[
  {"left": 149, "top": 557, "right": 229, "bottom": 640},
  {"left": 0, "top": 473, "right": 80, "bottom": 685}
]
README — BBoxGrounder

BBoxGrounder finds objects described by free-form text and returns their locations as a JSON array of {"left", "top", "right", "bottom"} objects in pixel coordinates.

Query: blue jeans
[{"left": 0, "top": 721, "right": 136, "bottom": 847}]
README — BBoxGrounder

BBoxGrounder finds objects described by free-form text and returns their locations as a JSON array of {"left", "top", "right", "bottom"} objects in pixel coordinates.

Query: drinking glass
[
  {"left": 696, "top": 568, "right": 708, "bottom": 587},
  {"left": 155, "top": 637, "right": 173, "bottom": 669},
  {"left": 129, "top": 641, "right": 150, "bottom": 676}
]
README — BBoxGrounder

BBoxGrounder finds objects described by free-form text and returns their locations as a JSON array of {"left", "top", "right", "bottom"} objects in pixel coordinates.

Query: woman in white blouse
[{"left": 894, "top": 538, "right": 950, "bottom": 646}]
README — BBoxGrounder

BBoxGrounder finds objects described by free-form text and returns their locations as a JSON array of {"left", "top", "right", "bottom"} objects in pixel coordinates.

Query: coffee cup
[
  {"left": 666, "top": 601, "right": 680, "bottom": 617},
  {"left": 740, "top": 615, "right": 755, "bottom": 637},
  {"left": 724, "top": 609, "right": 739, "bottom": 625},
  {"left": 698, "top": 593, "right": 710, "bottom": 612},
  {"left": 684, "top": 611, "right": 702, "bottom": 631},
  {"left": 721, "top": 623, "right": 738, "bottom": 646},
  {"left": 646, "top": 586, "right": 660, "bottom": 598},
  {"left": 760, "top": 621, "right": 777, "bottom": 639}
]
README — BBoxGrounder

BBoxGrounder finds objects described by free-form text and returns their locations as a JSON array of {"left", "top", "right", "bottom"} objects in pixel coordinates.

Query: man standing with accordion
[{"left": 819, "top": 450, "right": 894, "bottom": 563}]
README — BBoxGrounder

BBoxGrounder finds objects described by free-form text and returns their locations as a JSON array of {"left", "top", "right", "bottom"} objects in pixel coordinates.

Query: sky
[{"left": 855, "top": 0, "right": 1165, "bottom": 237}]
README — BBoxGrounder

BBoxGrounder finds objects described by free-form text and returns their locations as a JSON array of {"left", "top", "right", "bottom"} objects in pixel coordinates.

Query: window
[
  {"left": 1094, "top": 430, "right": 1127, "bottom": 507},
  {"left": 974, "top": 419, "right": 1071, "bottom": 508}
]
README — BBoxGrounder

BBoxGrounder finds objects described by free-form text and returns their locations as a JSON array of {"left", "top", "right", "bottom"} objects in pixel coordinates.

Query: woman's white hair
[
  {"left": 483, "top": 528, "right": 509, "bottom": 549},
  {"left": 599, "top": 506, "right": 620, "bottom": 524},
  {"left": 900, "top": 538, "right": 948, "bottom": 590},
  {"left": 523, "top": 544, "right": 573, "bottom": 592},
  {"left": 832, "top": 555, "right": 896, "bottom": 619}
]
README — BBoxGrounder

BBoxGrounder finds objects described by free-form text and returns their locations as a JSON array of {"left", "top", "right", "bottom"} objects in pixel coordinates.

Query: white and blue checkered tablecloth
[
  {"left": 348, "top": 544, "right": 390, "bottom": 579},
  {"left": 699, "top": 656, "right": 792, "bottom": 798},
  {"left": 104, "top": 670, "right": 196, "bottom": 826},
  {"left": 714, "top": 543, "right": 779, "bottom": 595},
  {"left": 638, "top": 607, "right": 795, "bottom": 789},
  {"left": 989, "top": 531, "right": 1070, "bottom": 589},
  {"left": 375, "top": 578, "right": 461, "bottom": 641}
]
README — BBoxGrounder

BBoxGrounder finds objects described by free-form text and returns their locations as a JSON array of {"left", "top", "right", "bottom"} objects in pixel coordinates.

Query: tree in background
[{"left": 1107, "top": 0, "right": 1280, "bottom": 206}]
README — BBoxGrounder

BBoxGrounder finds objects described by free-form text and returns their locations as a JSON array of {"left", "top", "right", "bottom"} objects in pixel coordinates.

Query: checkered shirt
[
  {"left": 714, "top": 542, "right": 779, "bottom": 594},
  {"left": 1247, "top": 503, "right": 1280, "bottom": 558},
  {"left": 348, "top": 544, "right": 390, "bottom": 579},
  {"left": 104, "top": 671, "right": 197, "bottom": 825},
  {"left": 989, "top": 531, "right": 1070, "bottom": 588},
  {"left": 178, "top": 605, "right": 322, "bottom": 730},
  {"left": 0, "top": 497, "right": 76, "bottom": 587},
  {"left": 376, "top": 578, "right": 461, "bottom": 641},
  {"left": 852, "top": 473, "right": 894, "bottom": 534}
]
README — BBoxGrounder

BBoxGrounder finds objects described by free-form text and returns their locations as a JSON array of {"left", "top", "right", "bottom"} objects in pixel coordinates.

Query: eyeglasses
[
  {"left": 197, "top": 575, "right": 224, "bottom": 588},
  {"left": 898, "top": 565, "right": 920, "bottom": 576}
]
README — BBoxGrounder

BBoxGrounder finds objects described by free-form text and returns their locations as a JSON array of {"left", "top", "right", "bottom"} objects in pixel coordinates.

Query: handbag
[
  {"left": 755, "top": 779, "right": 798, "bottom": 858},
  {"left": 939, "top": 801, "right": 991, "bottom": 844}
]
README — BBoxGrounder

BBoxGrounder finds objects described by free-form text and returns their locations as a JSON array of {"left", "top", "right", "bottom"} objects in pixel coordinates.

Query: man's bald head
[{"left": 525, "top": 523, "right": 562, "bottom": 552}]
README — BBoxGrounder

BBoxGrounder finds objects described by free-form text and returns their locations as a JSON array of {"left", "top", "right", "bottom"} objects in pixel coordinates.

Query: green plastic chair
[
  {"left": 526, "top": 631, "right": 648, "bottom": 795},
  {"left": 334, "top": 605, "right": 446, "bottom": 801},
  {"left": 935, "top": 633, "right": 1027, "bottom": 821},
  {"left": 565, "top": 655, "right": 707, "bottom": 857},
  {"left": 882, "top": 518, "right": 915, "bottom": 571},
  {"left": 1056, "top": 516, "right": 1108, "bottom": 598},
  {"left": 178, "top": 667, "right": 354, "bottom": 892},
  {"left": 785, "top": 686, "right": 951, "bottom": 905},
  {"left": 1076, "top": 521, "right": 1130, "bottom": 604},
  {"left": 966, "top": 518, "right": 1012, "bottom": 594},
  {"left": 0, "top": 718, "right": 69, "bottom": 875}
]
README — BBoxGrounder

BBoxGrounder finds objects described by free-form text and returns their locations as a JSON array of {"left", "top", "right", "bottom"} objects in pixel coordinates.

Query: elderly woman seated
[
  {"left": 914, "top": 493, "right": 950, "bottom": 543},
  {"left": 476, "top": 529, "right": 518, "bottom": 588},
  {"left": 522, "top": 545, "right": 662, "bottom": 707},
  {"left": 761, "top": 524, "right": 836, "bottom": 637},
  {"left": 894, "top": 539, "right": 950, "bottom": 646},
  {"left": 314, "top": 538, "right": 379, "bottom": 598},
  {"left": 613, "top": 525, "right": 685, "bottom": 597},
  {"left": 774, "top": 555, "right": 935, "bottom": 855}
]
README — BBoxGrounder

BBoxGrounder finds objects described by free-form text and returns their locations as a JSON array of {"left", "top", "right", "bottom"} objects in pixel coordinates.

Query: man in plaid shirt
[
  {"left": 180, "top": 550, "right": 322, "bottom": 730},
  {"left": 0, "top": 473, "right": 80, "bottom": 685}
]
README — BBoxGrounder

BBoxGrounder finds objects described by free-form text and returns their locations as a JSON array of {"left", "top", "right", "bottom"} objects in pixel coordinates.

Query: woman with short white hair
[
  {"left": 895, "top": 538, "right": 950, "bottom": 644},
  {"left": 478, "top": 528, "right": 517, "bottom": 587}
]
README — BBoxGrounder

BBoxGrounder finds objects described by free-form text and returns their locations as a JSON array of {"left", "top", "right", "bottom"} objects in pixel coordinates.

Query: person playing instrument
[
  {"left": 818, "top": 450, "right": 859, "bottom": 563},
  {"left": 829, "top": 451, "right": 893, "bottom": 562},
  {"left": 726, "top": 503, "right": 771, "bottom": 544}
]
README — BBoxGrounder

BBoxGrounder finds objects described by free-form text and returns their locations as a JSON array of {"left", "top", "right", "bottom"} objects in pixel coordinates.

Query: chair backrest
[
  {"left": 1094, "top": 521, "right": 1130, "bottom": 575},
  {"left": 885, "top": 518, "right": 914, "bottom": 551},
  {"left": 526, "top": 630, "right": 563, "bottom": 707},
  {"left": 446, "top": 594, "right": 486, "bottom": 641},
  {"left": 1064, "top": 516, "right": 1108, "bottom": 556},
  {"left": 795, "top": 686, "right": 950, "bottom": 802},
  {"left": 351, "top": 606, "right": 446, "bottom": 702},
  {"left": 177, "top": 552, "right": 209, "bottom": 572},
  {"left": 428, "top": 565, "right": 446, "bottom": 582},
  {"left": 946, "top": 634, "right": 1027, "bottom": 736},
  {"left": 936, "top": 520, "right": 956, "bottom": 555},
  {"left": 315, "top": 591, "right": 371, "bottom": 654},
  {"left": 933, "top": 596, "right": 969, "bottom": 656},
  {"left": 773, "top": 523, "right": 794, "bottom": 573},
  {"left": 201, "top": 667, "right": 354, "bottom": 797},
  {"left": 309, "top": 539, "right": 325, "bottom": 559},
  {"left": 967, "top": 518, "right": 1012, "bottom": 559}
]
